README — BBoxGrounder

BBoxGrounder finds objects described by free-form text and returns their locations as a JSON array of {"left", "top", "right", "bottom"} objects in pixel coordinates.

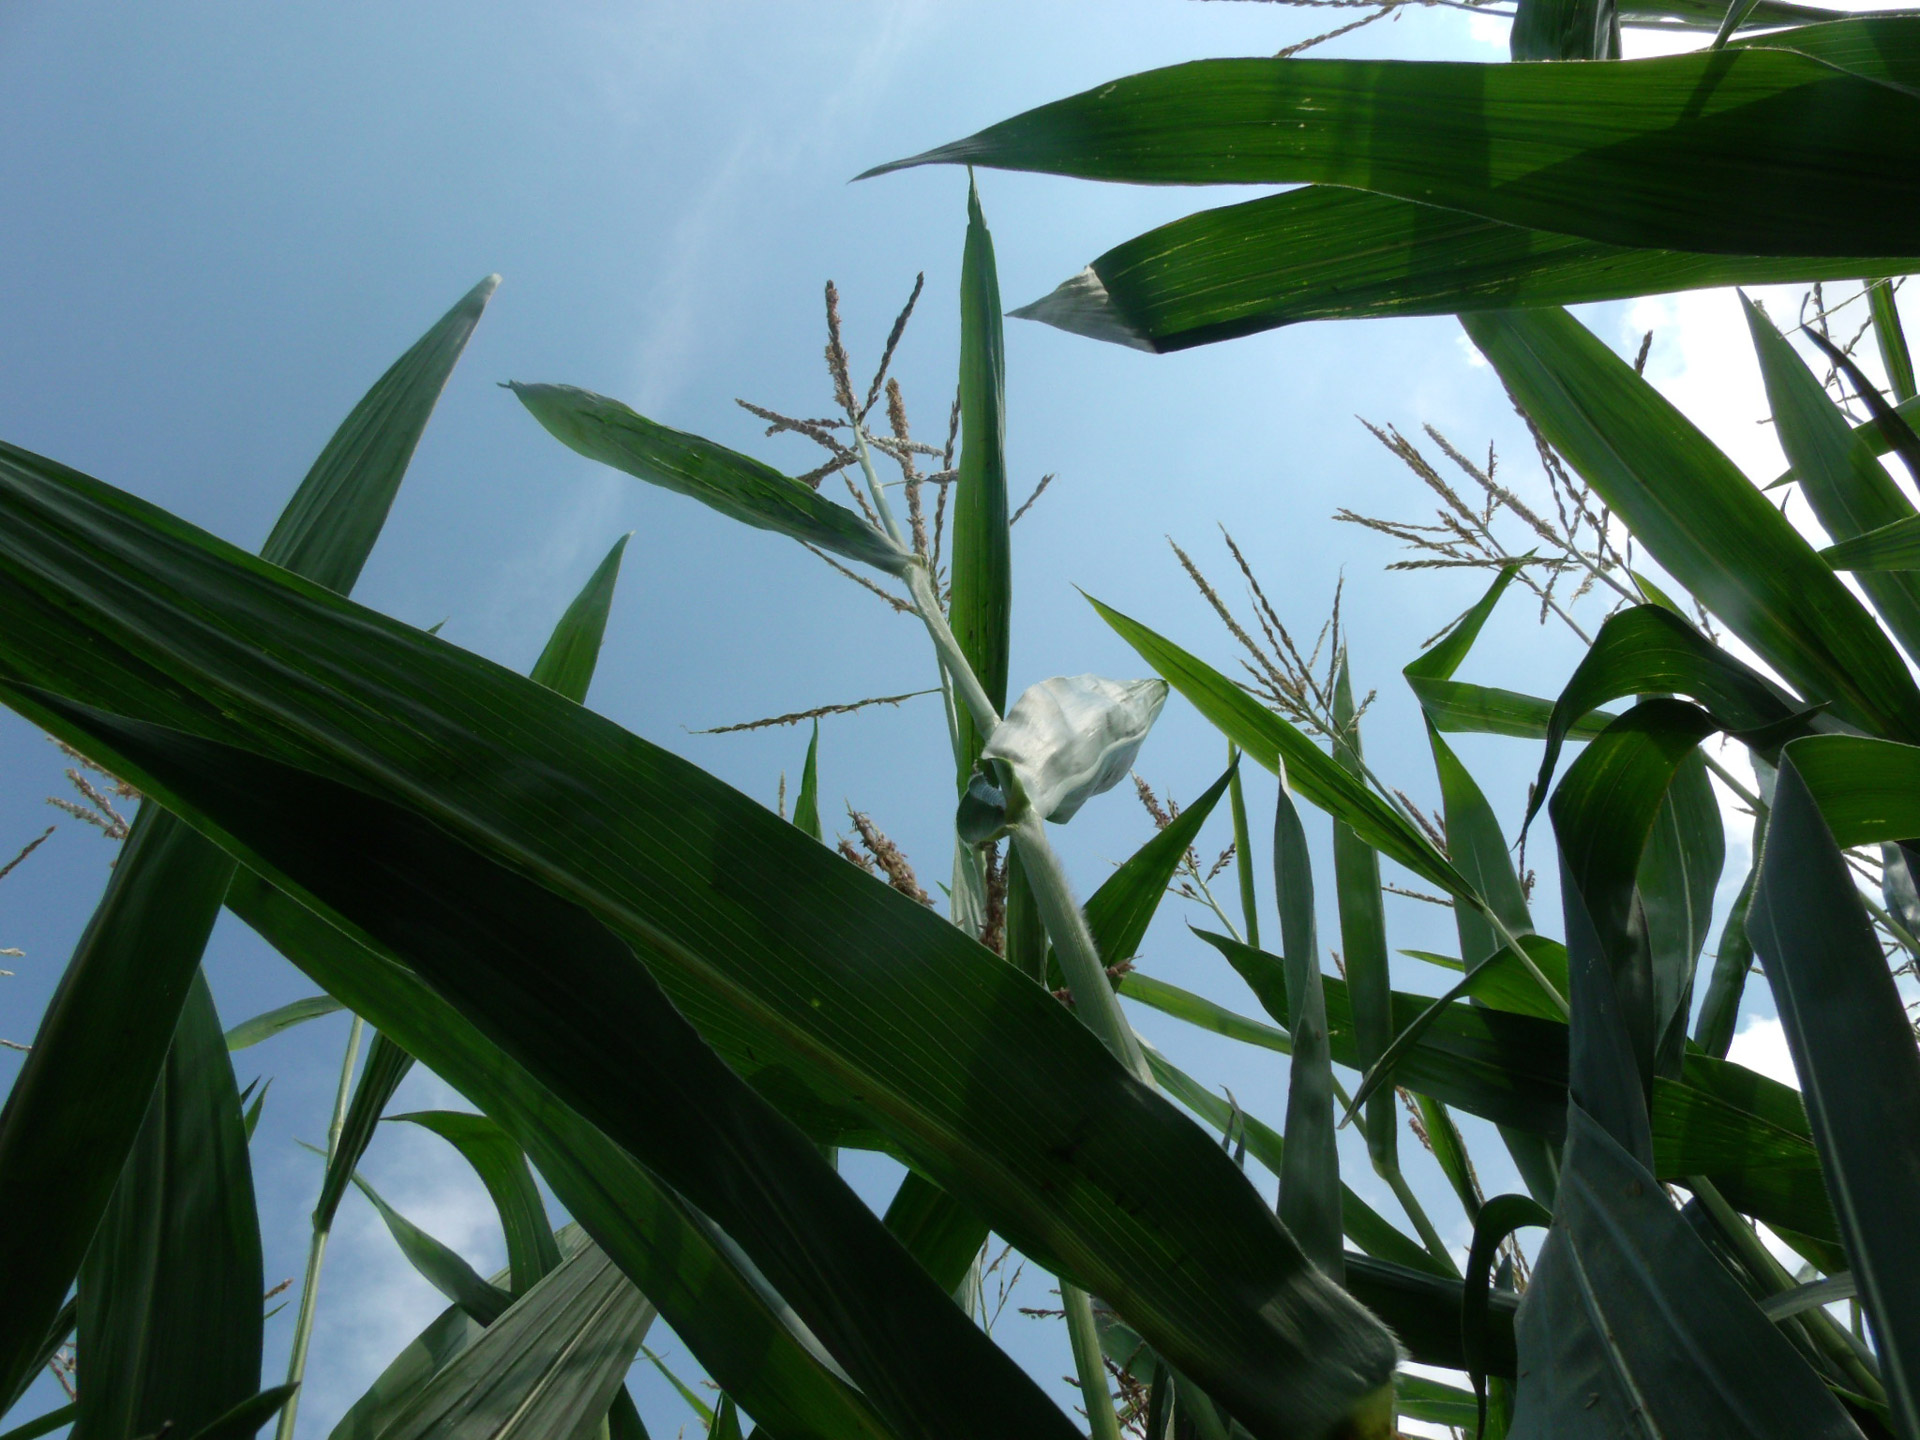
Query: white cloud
[{"left": 1727, "top": 1014, "right": 1799, "bottom": 1091}]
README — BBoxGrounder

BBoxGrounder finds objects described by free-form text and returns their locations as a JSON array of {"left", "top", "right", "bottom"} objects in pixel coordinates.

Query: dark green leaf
[
  {"left": 1869, "top": 278, "right": 1916, "bottom": 404},
  {"left": 1750, "top": 757, "right": 1920, "bottom": 1433},
  {"left": 181, "top": 1385, "right": 300, "bottom": 1440},
  {"left": 0, "top": 446, "right": 1399, "bottom": 1440},
  {"left": 347, "top": 1168, "right": 512, "bottom": 1326},
  {"left": 329, "top": 1302, "right": 483, "bottom": 1440},
  {"left": 1773, "top": 733, "right": 1920, "bottom": 845},
  {"left": 231, "top": 876, "right": 893, "bottom": 1440},
  {"left": 1693, "top": 848, "right": 1762, "bottom": 1059},
  {"left": 952, "top": 177, "right": 1012, "bottom": 771},
  {"left": 1821, "top": 514, "right": 1920, "bottom": 571},
  {"left": 1744, "top": 292, "right": 1920, "bottom": 661},
  {"left": 1637, "top": 749, "right": 1724, "bottom": 1077},
  {"left": 1084, "top": 764, "right": 1231, "bottom": 967},
  {"left": 1271, "top": 784, "right": 1342, "bottom": 1280},
  {"left": 1506, "top": 1105, "right": 1861, "bottom": 1439},
  {"left": 1342, "top": 1253, "right": 1518, "bottom": 1377},
  {"left": 529, "top": 533, "right": 630, "bottom": 705},
  {"left": 1465, "top": 307, "right": 1920, "bottom": 743},
  {"left": 709, "top": 1396, "right": 745, "bottom": 1440},
  {"left": 73, "top": 972, "right": 264, "bottom": 1440},
  {"left": 1143, "top": 1046, "right": 1453, "bottom": 1278},
  {"left": 0, "top": 810, "right": 234, "bottom": 1405},
  {"left": 0, "top": 274, "right": 493, "bottom": 1399},
  {"left": 315, "top": 1032, "right": 415, "bottom": 1233},
  {"left": 1331, "top": 659, "right": 1396, "bottom": 1173},
  {"left": 509, "top": 383, "right": 907, "bottom": 575},
  {"left": 0, "top": 1404, "right": 75, "bottom": 1440},
  {"left": 374, "top": 1242, "right": 656, "bottom": 1440},
  {"left": 1090, "top": 594, "right": 1478, "bottom": 904},
  {"left": 1527, "top": 605, "right": 1807, "bottom": 835},
  {"left": 794, "top": 721, "right": 822, "bottom": 842},
  {"left": 1010, "top": 188, "right": 1908, "bottom": 352},
  {"left": 882, "top": 1172, "right": 988, "bottom": 1297},
  {"left": 1464, "top": 1194, "right": 1552, "bottom": 1438},
  {"left": 394, "top": 1111, "right": 562, "bottom": 1296},
  {"left": 224, "top": 994, "right": 344, "bottom": 1051},
  {"left": 1227, "top": 749, "right": 1259, "bottom": 949},
  {"left": 865, "top": 46, "right": 1920, "bottom": 258},
  {"left": 262, "top": 275, "right": 497, "bottom": 594}
]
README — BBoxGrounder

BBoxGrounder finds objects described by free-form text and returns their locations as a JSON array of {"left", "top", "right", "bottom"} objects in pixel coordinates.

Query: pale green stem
[
  {"left": 903, "top": 562, "right": 999, "bottom": 737},
  {"left": 1063, "top": 1283, "right": 1125, "bottom": 1440},
  {"left": 1381, "top": 1163, "right": 1459, "bottom": 1276},
  {"left": 852, "top": 425, "right": 909, "bottom": 551},
  {"left": 1689, "top": 1175, "right": 1885, "bottom": 1402},
  {"left": 1187, "top": 871, "right": 1242, "bottom": 943},
  {"left": 1012, "top": 813, "right": 1152, "bottom": 1084},
  {"left": 275, "top": 1014, "right": 366, "bottom": 1440}
]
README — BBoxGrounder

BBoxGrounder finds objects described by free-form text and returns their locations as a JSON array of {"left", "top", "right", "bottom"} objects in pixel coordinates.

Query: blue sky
[{"left": 0, "top": 2, "right": 1882, "bottom": 1432}]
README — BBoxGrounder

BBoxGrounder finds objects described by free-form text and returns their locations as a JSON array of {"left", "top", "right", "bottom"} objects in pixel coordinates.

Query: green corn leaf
[
  {"left": 509, "top": 383, "right": 907, "bottom": 576},
  {"left": 0, "top": 1404, "right": 76, "bottom": 1440},
  {"left": 1413, "top": 680, "right": 1615, "bottom": 742},
  {"left": 708, "top": 1395, "right": 745, "bottom": 1440},
  {"left": 0, "top": 445, "right": 1401, "bottom": 1440},
  {"left": 0, "top": 275, "right": 494, "bottom": 1401},
  {"left": 73, "top": 972, "right": 265, "bottom": 1440},
  {"left": 951, "top": 177, "right": 1012, "bottom": 770},
  {"left": 2, "top": 1301, "right": 74, "bottom": 1419},
  {"left": 0, "top": 808, "right": 236, "bottom": 1407},
  {"left": 1330, "top": 658, "right": 1396, "bottom": 1175},
  {"left": 373, "top": 1242, "right": 656, "bottom": 1440},
  {"left": 1463, "top": 1194, "right": 1552, "bottom": 1438},
  {"left": 1123, "top": 972, "right": 1293, "bottom": 1054},
  {"left": 1785, "top": 733, "right": 1920, "bottom": 845},
  {"left": 1550, "top": 699, "right": 1720, "bottom": 1143},
  {"left": 641, "top": 1345, "right": 713, "bottom": 1427},
  {"left": 263, "top": 274, "right": 497, "bottom": 595},
  {"left": 233, "top": 876, "right": 893, "bottom": 1440},
  {"left": 314, "top": 1032, "right": 414, "bottom": 1233},
  {"left": 224, "top": 995, "right": 345, "bottom": 1051},
  {"left": 794, "top": 721, "right": 822, "bottom": 841},
  {"left": 1692, "top": 841, "right": 1764, "bottom": 1060},
  {"left": 1464, "top": 307, "right": 1920, "bottom": 743},
  {"left": 1427, "top": 724, "right": 1535, "bottom": 982},
  {"left": 1227, "top": 749, "right": 1259, "bottom": 948},
  {"left": 1342, "top": 1253, "right": 1519, "bottom": 1378},
  {"left": 1010, "top": 188, "right": 1909, "bottom": 352},
  {"left": 329, "top": 1302, "right": 483, "bottom": 1440},
  {"left": 1142, "top": 1045, "right": 1454, "bottom": 1280},
  {"left": 1636, "top": 749, "right": 1724, "bottom": 1079},
  {"left": 394, "top": 1111, "right": 563, "bottom": 1296},
  {"left": 1410, "top": 1093, "right": 1482, "bottom": 1224},
  {"left": 1506, "top": 1105, "right": 1861, "bottom": 1439},
  {"left": 529, "top": 534, "right": 630, "bottom": 705},
  {"left": 882, "top": 1172, "right": 989, "bottom": 1297},
  {"left": 1198, "top": 930, "right": 1571, "bottom": 1142},
  {"left": 1744, "top": 292, "right": 1920, "bottom": 662},
  {"left": 1511, "top": 0, "right": 1614, "bottom": 58},
  {"left": 1869, "top": 279, "right": 1916, "bottom": 404},
  {"left": 1526, "top": 604, "right": 1810, "bottom": 835},
  {"left": 1749, "top": 757, "right": 1920, "bottom": 1432},
  {"left": 1091, "top": 594, "right": 1479, "bottom": 905},
  {"left": 1270, "top": 783, "right": 1342, "bottom": 1280},
  {"left": 1083, "top": 763, "right": 1232, "bottom": 967},
  {"left": 345, "top": 1167, "right": 512, "bottom": 1326},
  {"left": 1735, "top": 14, "right": 1920, "bottom": 89},
  {"left": 1395, "top": 1375, "right": 1480, "bottom": 1430},
  {"left": 1397, "top": 947, "right": 1571, "bottom": 1022},
  {"left": 864, "top": 44, "right": 1920, "bottom": 258},
  {"left": 180, "top": 1385, "right": 300, "bottom": 1440},
  {"left": 1821, "top": 514, "right": 1920, "bottom": 570}
]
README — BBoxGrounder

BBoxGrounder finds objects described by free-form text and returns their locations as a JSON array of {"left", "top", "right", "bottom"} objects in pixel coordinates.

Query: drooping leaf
[
  {"left": 1506, "top": 1105, "right": 1862, "bottom": 1439},
  {"left": 1749, "top": 756, "right": 1920, "bottom": 1433},
  {"left": 509, "top": 384, "right": 907, "bottom": 575},
  {"left": 882, "top": 1172, "right": 989, "bottom": 1297},
  {"left": 529, "top": 533, "right": 630, "bottom": 705},
  {"left": 314, "top": 1032, "right": 415, "bottom": 1233},
  {"left": 224, "top": 994, "right": 345, "bottom": 1051},
  {"left": 374, "top": 1242, "right": 656, "bottom": 1440},
  {"left": 73, "top": 972, "right": 264, "bottom": 1440},
  {"left": 951, "top": 177, "right": 1012, "bottom": 771},
  {"left": 346, "top": 1168, "right": 512, "bottom": 1326},
  {"left": 1463, "top": 1194, "right": 1552, "bottom": 1437},
  {"left": 1270, "top": 782, "right": 1342, "bottom": 1280},
  {"left": 864, "top": 44, "right": 1920, "bottom": 258},
  {"left": 1464, "top": 307, "right": 1920, "bottom": 744},
  {"left": 395, "top": 1111, "right": 563, "bottom": 1296},
  {"left": 0, "top": 443, "right": 1401, "bottom": 1440},
  {"left": 329, "top": 1303, "right": 484, "bottom": 1440}
]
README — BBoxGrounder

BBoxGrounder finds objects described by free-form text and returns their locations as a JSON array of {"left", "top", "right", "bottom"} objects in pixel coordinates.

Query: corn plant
[{"left": 4, "top": 5, "right": 1920, "bottom": 1440}]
